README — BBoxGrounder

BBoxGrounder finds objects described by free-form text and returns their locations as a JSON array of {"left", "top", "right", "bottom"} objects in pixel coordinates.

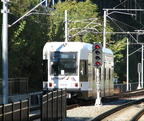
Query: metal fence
[
  {"left": 0, "top": 99, "right": 29, "bottom": 121},
  {"left": 0, "top": 89, "right": 67, "bottom": 121},
  {"left": 0, "top": 78, "right": 28, "bottom": 96},
  {"left": 41, "top": 89, "right": 66, "bottom": 121},
  {"left": 114, "top": 82, "right": 139, "bottom": 93}
]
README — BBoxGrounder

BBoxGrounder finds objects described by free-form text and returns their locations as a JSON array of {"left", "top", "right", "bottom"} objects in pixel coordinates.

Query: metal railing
[
  {"left": 0, "top": 89, "right": 67, "bottom": 121},
  {"left": 0, "top": 99, "right": 29, "bottom": 121},
  {"left": 0, "top": 78, "right": 28, "bottom": 96},
  {"left": 114, "top": 82, "right": 139, "bottom": 93},
  {"left": 41, "top": 89, "right": 66, "bottom": 121}
]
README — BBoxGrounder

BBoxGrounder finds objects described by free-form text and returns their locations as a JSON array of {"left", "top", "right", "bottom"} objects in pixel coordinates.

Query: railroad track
[
  {"left": 91, "top": 98, "right": 144, "bottom": 121},
  {"left": 67, "top": 99, "right": 95, "bottom": 110},
  {"left": 130, "top": 106, "right": 144, "bottom": 121},
  {"left": 67, "top": 89, "right": 144, "bottom": 112},
  {"left": 103, "top": 89, "right": 144, "bottom": 101},
  {"left": 66, "top": 90, "right": 144, "bottom": 110},
  {"left": 29, "top": 89, "right": 144, "bottom": 120}
]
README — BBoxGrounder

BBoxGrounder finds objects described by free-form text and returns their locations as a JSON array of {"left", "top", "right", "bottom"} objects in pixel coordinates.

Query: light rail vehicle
[{"left": 43, "top": 42, "right": 114, "bottom": 100}]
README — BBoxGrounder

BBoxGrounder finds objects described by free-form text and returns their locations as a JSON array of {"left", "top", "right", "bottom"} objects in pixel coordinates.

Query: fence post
[
  {"left": 47, "top": 93, "right": 48, "bottom": 121},
  {"left": 27, "top": 99, "right": 30, "bottom": 121},
  {"left": 58, "top": 89, "right": 62, "bottom": 120},
  {"left": 12, "top": 102, "right": 14, "bottom": 121},
  {"left": 20, "top": 100, "right": 22, "bottom": 121},
  {"left": 52, "top": 91, "right": 54, "bottom": 120},
  {"left": 56, "top": 90, "right": 58, "bottom": 120},
  {"left": 41, "top": 94, "right": 42, "bottom": 121},
  {"left": 3, "top": 104, "right": 5, "bottom": 121},
  {"left": 52, "top": 90, "right": 57, "bottom": 121},
  {"left": 64, "top": 89, "right": 66, "bottom": 118},
  {"left": 57, "top": 89, "right": 61, "bottom": 120},
  {"left": 61, "top": 89, "right": 66, "bottom": 119},
  {"left": 61, "top": 89, "right": 63, "bottom": 119}
]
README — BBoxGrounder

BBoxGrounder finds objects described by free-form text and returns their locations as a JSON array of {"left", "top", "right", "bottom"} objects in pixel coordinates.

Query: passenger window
[
  {"left": 104, "top": 68, "right": 106, "bottom": 80},
  {"left": 43, "top": 60, "right": 48, "bottom": 81},
  {"left": 80, "top": 61, "right": 86, "bottom": 75},
  {"left": 109, "top": 68, "right": 111, "bottom": 80}
]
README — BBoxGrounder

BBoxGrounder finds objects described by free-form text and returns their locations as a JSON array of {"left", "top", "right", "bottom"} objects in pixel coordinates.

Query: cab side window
[{"left": 80, "top": 61, "right": 86, "bottom": 75}]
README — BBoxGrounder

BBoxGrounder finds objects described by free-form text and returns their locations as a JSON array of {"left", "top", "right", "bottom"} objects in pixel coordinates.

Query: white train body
[{"left": 43, "top": 42, "right": 114, "bottom": 100}]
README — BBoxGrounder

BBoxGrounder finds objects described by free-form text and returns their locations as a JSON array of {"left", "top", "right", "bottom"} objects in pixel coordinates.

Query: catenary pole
[
  {"left": 1, "top": 0, "right": 9, "bottom": 104},
  {"left": 65, "top": 10, "right": 68, "bottom": 42},
  {"left": 126, "top": 38, "right": 129, "bottom": 91},
  {"left": 141, "top": 45, "right": 143, "bottom": 88},
  {"left": 103, "top": 10, "right": 106, "bottom": 48},
  {"left": 1, "top": 0, "right": 47, "bottom": 104}
]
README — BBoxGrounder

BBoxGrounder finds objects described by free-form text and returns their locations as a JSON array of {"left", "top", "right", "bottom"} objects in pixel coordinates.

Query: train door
[{"left": 79, "top": 60, "right": 89, "bottom": 99}]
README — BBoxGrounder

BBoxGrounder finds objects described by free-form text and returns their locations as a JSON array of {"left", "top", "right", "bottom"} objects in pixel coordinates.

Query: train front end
[{"left": 43, "top": 42, "right": 83, "bottom": 95}]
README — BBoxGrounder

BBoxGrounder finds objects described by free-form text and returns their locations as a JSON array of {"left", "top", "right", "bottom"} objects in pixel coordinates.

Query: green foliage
[
  {"left": 50, "top": 0, "right": 127, "bottom": 81},
  {"left": 109, "top": 37, "right": 127, "bottom": 80},
  {"left": 110, "top": 37, "right": 127, "bottom": 63},
  {"left": 49, "top": 0, "right": 106, "bottom": 43},
  {"left": 8, "top": 0, "right": 49, "bottom": 91},
  {"left": 0, "top": 0, "right": 132, "bottom": 91},
  {"left": 10, "top": 0, "right": 38, "bottom": 17},
  {"left": 12, "top": 21, "right": 26, "bottom": 41}
]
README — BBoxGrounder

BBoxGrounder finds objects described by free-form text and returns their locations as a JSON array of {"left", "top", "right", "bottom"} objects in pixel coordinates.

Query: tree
[
  {"left": 48, "top": 0, "right": 114, "bottom": 43},
  {"left": 48, "top": 0, "right": 127, "bottom": 81},
  {"left": 1, "top": 0, "right": 132, "bottom": 92},
  {"left": 8, "top": 0, "right": 50, "bottom": 91}
]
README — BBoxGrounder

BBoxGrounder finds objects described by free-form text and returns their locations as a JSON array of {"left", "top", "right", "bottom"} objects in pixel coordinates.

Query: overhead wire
[
  {"left": 107, "top": 16, "right": 138, "bottom": 30},
  {"left": 134, "top": 0, "right": 144, "bottom": 29},
  {"left": 113, "top": 0, "right": 128, "bottom": 9},
  {"left": 108, "top": 0, "right": 144, "bottom": 45},
  {"left": 107, "top": 16, "right": 138, "bottom": 43},
  {"left": 116, "top": 0, "right": 144, "bottom": 29}
]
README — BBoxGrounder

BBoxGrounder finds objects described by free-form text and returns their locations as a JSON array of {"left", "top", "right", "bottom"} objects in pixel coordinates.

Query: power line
[
  {"left": 113, "top": 0, "right": 144, "bottom": 29},
  {"left": 107, "top": 16, "right": 138, "bottom": 30},
  {"left": 113, "top": 0, "right": 128, "bottom": 9}
]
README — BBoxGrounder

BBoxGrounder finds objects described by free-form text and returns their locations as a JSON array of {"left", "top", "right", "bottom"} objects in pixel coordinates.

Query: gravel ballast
[{"left": 64, "top": 97, "right": 144, "bottom": 121}]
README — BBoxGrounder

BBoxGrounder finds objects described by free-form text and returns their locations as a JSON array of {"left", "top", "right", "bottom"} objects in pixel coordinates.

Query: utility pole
[
  {"left": 1, "top": 0, "right": 9, "bottom": 104},
  {"left": 103, "top": 9, "right": 144, "bottom": 91},
  {"left": 65, "top": 10, "right": 69, "bottom": 42},
  {"left": 103, "top": 10, "right": 107, "bottom": 48},
  {"left": 1, "top": 0, "right": 48, "bottom": 104},
  {"left": 137, "top": 63, "right": 142, "bottom": 89},
  {"left": 141, "top": 45, "right": 143, "bottom": 88},
  {"left": 126, "top": 38, "right": 129, "bottom": 91}
]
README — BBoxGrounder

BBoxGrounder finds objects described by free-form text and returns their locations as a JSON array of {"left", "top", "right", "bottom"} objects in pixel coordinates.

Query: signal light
[
  {"left": 95, "top": 45, "right": 100, "bottom": 49},
  {"left": 96, "top": 62, "right": 101, "bottom": 65},
  {"left": 92, "top": 43, "right": 103, "bottom": 68},
  {"left": 95, "top": 56, "right": 100, "bottom": 60},
  {"left": 95, "top": 51, "right": 100, "bottom": 54}
]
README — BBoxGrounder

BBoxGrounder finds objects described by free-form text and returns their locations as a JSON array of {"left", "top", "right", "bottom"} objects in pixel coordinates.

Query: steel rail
[
  {"left": 91, "top": 98, "right": 144, "bottom": 121},
  {"left": 130, "top": 108, "right": 144, "bottom": 121}
]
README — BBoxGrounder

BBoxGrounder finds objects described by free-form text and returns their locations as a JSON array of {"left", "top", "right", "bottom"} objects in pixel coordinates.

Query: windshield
[{"left": 50, "top": 52, "right": 77, "bottom": 76}]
